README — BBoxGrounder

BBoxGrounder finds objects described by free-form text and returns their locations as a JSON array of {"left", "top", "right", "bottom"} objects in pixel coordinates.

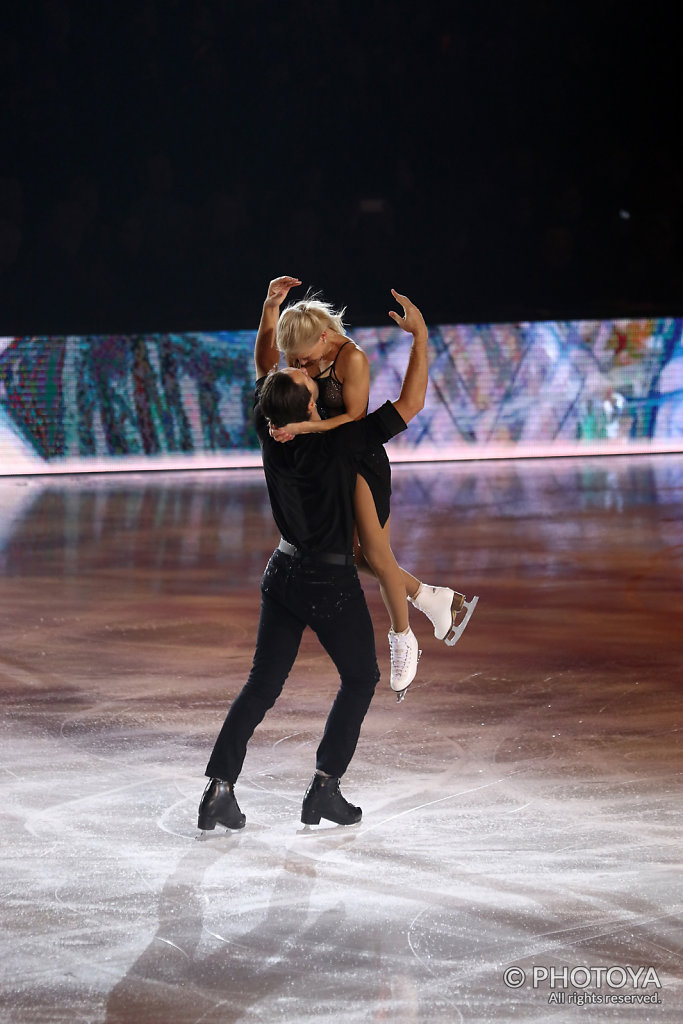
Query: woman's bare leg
[
  {"left": 400, "top": 566, "right": 421, "bottom": 601},
  {"left": 353, "top": 477, "right": 477, "bottom": 645},
  {"left": 355, "top": 543, "right": 421, "bottom": 601},
  {"left": 353, "top": 490, "right": 420, "bottom": 600},
  {"left": 353, "top": 475, "right": 410, "bottom": 632}
]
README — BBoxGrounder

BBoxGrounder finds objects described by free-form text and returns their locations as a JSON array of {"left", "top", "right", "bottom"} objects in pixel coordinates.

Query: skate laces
[{"left": 389, "top": 630, "right": 413, "bottom": 671}]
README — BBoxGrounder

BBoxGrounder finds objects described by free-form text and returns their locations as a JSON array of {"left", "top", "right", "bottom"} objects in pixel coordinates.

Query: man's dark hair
[{"left": 259, "top": 369, "right": 311, "bottom": 428}]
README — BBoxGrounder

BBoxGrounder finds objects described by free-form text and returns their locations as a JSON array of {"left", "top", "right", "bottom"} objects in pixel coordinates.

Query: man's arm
[
  {"left": 254, "top": 275, "right": 302, "bottom": 379},
  {"left": 389, "top": 289, "right": 429, "bottom": 425}
]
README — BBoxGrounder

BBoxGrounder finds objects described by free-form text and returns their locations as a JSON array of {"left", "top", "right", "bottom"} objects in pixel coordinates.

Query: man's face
[{"left": 281, "top": 366, "right": 319, "bottom": 404}]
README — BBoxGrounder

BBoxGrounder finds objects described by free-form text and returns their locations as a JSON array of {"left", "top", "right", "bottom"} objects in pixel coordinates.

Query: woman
[{"left": 263, "top": 278, "right": 478, "bottom": 693}]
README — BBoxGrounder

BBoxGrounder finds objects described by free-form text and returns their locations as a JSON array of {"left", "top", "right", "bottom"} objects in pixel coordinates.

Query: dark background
[{"left": 1, "top": 1, "right": 680, "bottom": 334}]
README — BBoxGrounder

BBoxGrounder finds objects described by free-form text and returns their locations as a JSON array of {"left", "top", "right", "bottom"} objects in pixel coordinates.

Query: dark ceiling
[{"left": 1, "top": 1, "right": 680, "bottom": 333}]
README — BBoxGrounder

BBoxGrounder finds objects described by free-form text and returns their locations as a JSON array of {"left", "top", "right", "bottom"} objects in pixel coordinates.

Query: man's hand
[
  {"left": 264, "top": 276, "right": 302, "bottom": 310},
  {"left": 388, "top": 288, "right": 427, "bottom": 337}
]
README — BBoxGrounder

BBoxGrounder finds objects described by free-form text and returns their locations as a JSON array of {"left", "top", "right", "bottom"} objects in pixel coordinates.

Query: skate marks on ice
[
  {"left": 2, "top": 690, "right": 680, "bottom": 1024},
  {"left": 101, "top": 767, "right": 526, "bottom": 1024},
  {"left": 3, "top": 692, "right": 681, "bottom": 1020},
  {"left": 2, "top": 458, "right": 683, "bottom": 1022},
  {"left": 102, "top": 841, "right": 442, "bottom": 1024},
  {"left": 216, "top": 766, "right": 679, "bottom": 1023}
]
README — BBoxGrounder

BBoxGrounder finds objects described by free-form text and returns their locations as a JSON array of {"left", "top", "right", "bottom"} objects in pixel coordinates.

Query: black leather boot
[
  {"left": 197, "top": 778, "right": 246, "bottom": 830},
  {"left": 301, "top": 774, "right": 362, "bottom": 826}
]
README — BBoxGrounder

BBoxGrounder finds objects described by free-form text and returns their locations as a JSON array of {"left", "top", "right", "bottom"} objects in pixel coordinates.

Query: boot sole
[
  {"left": 197, "top": 814, "right": 246, "bottom": 830},
  {"left": 300, "top": 805, "right": 362, "bottom": 826},
  {"left": 300, "top": 813, "right": 361, "bottom": 826}
]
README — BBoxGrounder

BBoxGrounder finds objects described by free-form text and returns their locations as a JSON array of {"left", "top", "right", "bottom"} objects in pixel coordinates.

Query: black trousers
[{"left": 206, "top": 549, "right": 380, "bottom": 784}]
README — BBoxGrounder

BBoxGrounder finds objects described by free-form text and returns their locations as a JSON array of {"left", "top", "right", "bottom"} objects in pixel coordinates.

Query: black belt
[{"left": 278, "top": 538, "right": 355, "bottom": 566}]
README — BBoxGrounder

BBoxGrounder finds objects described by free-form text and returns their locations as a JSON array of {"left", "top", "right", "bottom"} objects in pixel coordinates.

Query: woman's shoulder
[{"left": 335, "top": 339, "right": 368, "bottom": 377}]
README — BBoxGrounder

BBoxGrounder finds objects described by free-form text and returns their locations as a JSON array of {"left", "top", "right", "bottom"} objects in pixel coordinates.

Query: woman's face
[{"left": 296, "top": 333, "right": 328, "bottom": 369}]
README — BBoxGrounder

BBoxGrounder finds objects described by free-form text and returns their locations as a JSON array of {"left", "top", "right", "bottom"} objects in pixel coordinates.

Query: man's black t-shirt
[{"left": 254, "top": 377, "right": 407, "bottom": 555}]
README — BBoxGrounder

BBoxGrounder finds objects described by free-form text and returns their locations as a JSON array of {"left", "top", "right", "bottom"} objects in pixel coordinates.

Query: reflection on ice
[{"left": 0, "top": 455, "right": 681, "bottom": 1022}]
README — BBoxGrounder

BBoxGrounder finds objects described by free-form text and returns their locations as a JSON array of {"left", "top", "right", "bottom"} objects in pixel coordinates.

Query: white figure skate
[
  {"left": 388, "top": 627, "right": 421, "bottom": 703},
  {"left": 409, "top": 584, "right": 479, "bottom": 646}
]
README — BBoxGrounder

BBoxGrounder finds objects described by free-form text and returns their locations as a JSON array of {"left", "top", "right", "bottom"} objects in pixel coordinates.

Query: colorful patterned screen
[{"left": 1, "top": 317, "right": 682, "bottom": 476}]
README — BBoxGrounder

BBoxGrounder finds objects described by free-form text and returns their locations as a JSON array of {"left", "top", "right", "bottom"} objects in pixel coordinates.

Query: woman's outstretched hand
[
  {"left": 264, "top": 276, "right": 302, "bottom": 310},
  {"left": 388, "top": 289, "right": 427, "bottom": 336}
]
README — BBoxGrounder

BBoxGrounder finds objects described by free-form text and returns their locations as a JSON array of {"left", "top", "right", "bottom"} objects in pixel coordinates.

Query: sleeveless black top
[
  {"left": 314, "top": 340, "right": 392, "bottom": 527},
  {"left": 314, "top": 340, "right": 354, "bottom": 414}
]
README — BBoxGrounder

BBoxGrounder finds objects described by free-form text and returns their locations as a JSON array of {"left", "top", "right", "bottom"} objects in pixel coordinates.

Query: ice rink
[{"left": 1, "top": 456, "right": 681, "bottom": 1023}]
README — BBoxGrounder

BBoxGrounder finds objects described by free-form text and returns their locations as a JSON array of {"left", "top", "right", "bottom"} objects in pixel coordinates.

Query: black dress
[{"left": 314, "top": 341, "right": 393, "bottom": 528}]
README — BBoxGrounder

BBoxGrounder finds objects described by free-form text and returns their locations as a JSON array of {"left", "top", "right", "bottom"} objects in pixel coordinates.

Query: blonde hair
[{"left": 277, "top": 294, "right": 348, "bottom": 360}]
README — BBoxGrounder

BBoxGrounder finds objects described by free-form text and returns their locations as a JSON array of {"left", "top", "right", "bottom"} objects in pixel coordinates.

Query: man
[{"left": 198, "top": 276, "right": 429, "bottom": 831}]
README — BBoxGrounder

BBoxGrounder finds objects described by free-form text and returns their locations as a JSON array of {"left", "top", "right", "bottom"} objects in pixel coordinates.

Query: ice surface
[{"left": 0, "top": 457, "right": 681, "bottom": 1023}]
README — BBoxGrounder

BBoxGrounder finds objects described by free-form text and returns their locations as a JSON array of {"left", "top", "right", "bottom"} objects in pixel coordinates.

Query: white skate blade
[{"left": 444, "top": 595, "right": 479, "bottom": 646}]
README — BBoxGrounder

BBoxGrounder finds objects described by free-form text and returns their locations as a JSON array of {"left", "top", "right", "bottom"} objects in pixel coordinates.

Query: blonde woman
[{"left": 257, "top": 276, "right": 478, "bottom": 699}]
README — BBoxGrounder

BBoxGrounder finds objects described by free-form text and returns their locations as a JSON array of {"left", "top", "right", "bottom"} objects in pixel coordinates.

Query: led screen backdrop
[{"left": 1, "top": 317, "right": 682, "bottom": 476}]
